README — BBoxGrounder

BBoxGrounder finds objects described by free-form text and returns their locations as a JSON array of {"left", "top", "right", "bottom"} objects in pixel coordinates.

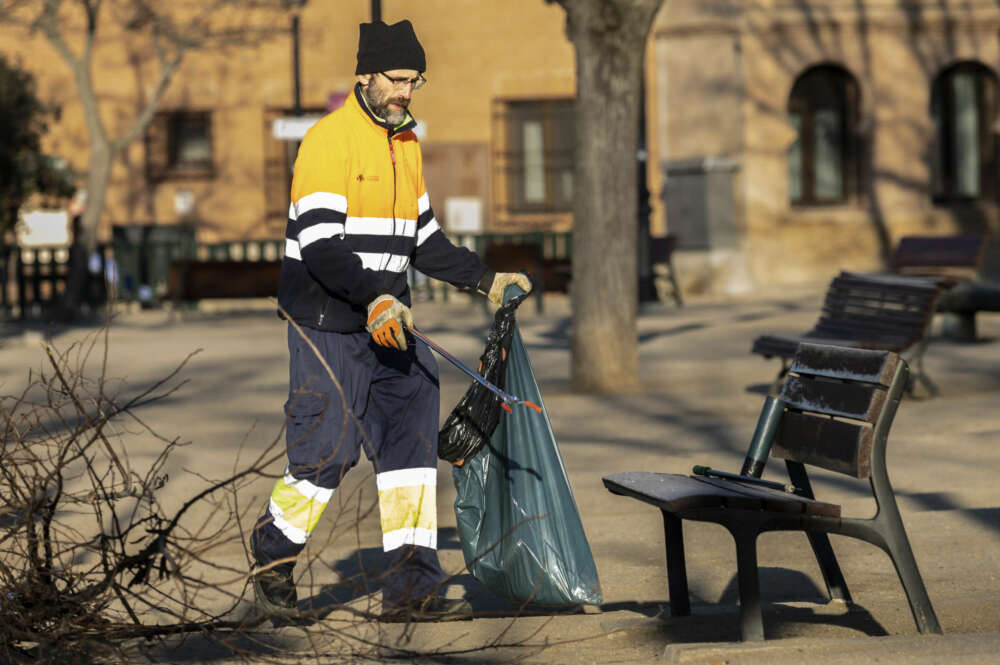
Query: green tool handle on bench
[
  {"left": 692, "top": 465, "right": 797, "bottom": 494},
  {"left": 741, "top": 395, "right": 785, "bottom": 478}
]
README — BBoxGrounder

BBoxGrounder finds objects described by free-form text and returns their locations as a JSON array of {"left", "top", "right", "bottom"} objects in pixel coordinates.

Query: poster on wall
[{"left": 17, "top": 209, "right": 70, "bottom": 247}]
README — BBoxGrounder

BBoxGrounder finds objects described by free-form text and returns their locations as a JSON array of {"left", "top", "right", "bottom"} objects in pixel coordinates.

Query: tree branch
[{"left": 111, "top": 50, "right": 183, "bottom": 152}]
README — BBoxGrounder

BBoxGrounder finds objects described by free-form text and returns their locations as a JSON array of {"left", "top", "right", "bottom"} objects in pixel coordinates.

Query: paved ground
[{"left": 1, "top": 284, "right": 998, "bottom": 664}]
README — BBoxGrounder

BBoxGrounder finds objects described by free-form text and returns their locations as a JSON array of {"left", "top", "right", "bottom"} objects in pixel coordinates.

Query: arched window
[
  {"left": 931, "top": 62, "right": 998, "bottom": 202},
  {"left": 787, "top": 65, "right": 860, "bottom": 205}
]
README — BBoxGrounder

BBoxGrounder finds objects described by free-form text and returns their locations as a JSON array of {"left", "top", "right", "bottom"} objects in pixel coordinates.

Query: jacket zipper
[{"left": 385, "top": 131, "right": 398, "bottom": 279}]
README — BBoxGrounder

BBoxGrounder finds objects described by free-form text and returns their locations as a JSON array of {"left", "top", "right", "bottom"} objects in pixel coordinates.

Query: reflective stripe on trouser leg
[
  {"left": 367, "top": 339, "right": 449, "bottom": 607},
  {"left": 376, "top": 467, "right": 437, "bottom": 551},
  {"left": 267, "top": 468, "right": 335, "bottom": 545},
  {"left": 252, "top": 327, "right": 372, "bottom": 571}
]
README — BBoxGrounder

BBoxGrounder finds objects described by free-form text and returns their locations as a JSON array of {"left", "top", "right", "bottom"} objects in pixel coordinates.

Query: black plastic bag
[
  {"left": 450, "top": 285, "right": 602, "bottom": 607},
  {"left": 438, "top": 293, "right": 525, "bottom": 465}
]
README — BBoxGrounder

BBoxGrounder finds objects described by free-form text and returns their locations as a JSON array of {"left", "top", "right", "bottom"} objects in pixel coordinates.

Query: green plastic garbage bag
[{"left": 450, "top": 286, "right": 603, "bottom": 607}]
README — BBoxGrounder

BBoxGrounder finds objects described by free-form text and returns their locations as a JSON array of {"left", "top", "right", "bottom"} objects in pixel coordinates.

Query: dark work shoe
[
  {"left": 251, "top": 564, "right": 298, "bottom": 615},
  {"left": 380, "top": 594, "right": 474, "bottom": 623}
]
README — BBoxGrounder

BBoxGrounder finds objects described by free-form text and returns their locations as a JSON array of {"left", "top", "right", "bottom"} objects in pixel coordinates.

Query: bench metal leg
[
  {"left": 786, "top": 461, "right": 852, "bottom": 603},
  {"left": 904, "top": 341, "right": 939, "bottom": 398},
  {"left": 881, "top": 532, "right": 942, "bottom": 634},
  {"left": 939, "top": 311, "right": 977, "bottom": 341},
  {"left": 804, "top": 532, "right": 852, "bottom": 603},
  {"left": 732, "top": 527, "right": 764, "bottom": 641},
  {"left": 871, "top": 504, "right": 943, "bottom": 634},
  {"left": 867, "top": 451, "right": 943, "bottom": 635},
  {"left": 665, "top": 260, "right": 683, "bottom": 307},
  {"left": 662, "top": 511, "right": 690, "bottom": 617}
]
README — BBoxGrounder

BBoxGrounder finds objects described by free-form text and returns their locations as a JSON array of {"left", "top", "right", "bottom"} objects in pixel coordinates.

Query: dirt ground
[{"left": 1, "top": 285, "right": 998, "bottom": 664}]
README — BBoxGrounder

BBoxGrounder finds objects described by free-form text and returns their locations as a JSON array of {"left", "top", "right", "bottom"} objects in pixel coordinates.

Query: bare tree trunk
[
  {"left": 60, "top": 141, "right": 113, "bottom": 319},
  {"left": 554, "top": 0, "right": 663, "bottom": 392}
]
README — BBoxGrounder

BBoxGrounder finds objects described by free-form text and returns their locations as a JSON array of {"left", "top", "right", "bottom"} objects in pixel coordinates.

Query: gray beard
[{"left": 363, "top": 81, "right": 408, "bottom": 126}]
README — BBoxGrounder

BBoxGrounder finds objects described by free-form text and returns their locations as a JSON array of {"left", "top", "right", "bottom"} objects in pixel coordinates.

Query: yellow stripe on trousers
[
  {"left": 378, "top": 483, "right": 437, "bottom": 550},
  {"left": 268, "top": 474, "right": 332, "bottom": 544}
]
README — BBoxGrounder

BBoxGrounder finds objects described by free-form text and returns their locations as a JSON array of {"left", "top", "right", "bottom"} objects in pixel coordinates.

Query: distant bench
[
  {"left": 751, "top": 271, "right": 942, "bottom": 395},
  {"left": 166, "top": 259, "right": 280, "bottom": 303},
  {"left": 481, "top": 233, "right": 683, "bottom": 308},
  {"left": 481, "top": 242, "right": 568, "bottom": 314},
  {"left": 892, "top": 233, "right": 1000, "bottom": 341}
]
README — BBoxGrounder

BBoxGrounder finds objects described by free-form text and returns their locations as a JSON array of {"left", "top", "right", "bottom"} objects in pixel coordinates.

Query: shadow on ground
[
  {"left": 601, "top": 567, "right": 889, "bottom": 644},
  {"left": 295, "top": 527, "right": 584, "bottom": 622}
]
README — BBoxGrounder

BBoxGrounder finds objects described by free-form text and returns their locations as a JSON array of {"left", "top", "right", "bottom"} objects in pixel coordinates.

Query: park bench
[
  {"left": 603, "top": 342, "right": 942, "bottom": 641},
  {"left": 650, "top": 234, "right": 683, "bottom": 306},
  {"left": 751, "top": 271, "right": 942, "bottom": 395},
  {"left": 166, "top": 259, "right": 281, "bottom": 303},
  {"left": 891, "top": 233, "right": 1000, "bottom": 341},
  {"left": 482, "top": 242, "right": 548, "bottom": 313}
]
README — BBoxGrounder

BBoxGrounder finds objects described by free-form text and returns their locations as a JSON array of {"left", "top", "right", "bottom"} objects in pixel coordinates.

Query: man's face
[{"left": 362, "top": 68, "right": 420, "bottom": 125}]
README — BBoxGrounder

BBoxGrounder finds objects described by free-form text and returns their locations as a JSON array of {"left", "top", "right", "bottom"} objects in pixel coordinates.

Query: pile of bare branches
[
  {"left": 0, "top": 328, "right": 394, "bottom": 664},
  {"left": 0, "top": 331, "right": 254, "bottom": 662},
  {"left": 0, "top": 325, "right": 551, "bottom": 665}
]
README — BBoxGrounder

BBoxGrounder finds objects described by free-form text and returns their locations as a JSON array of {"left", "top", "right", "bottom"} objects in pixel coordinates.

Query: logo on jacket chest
[{"left": 356, "top": 174, "right": 381, "bottom": 183}]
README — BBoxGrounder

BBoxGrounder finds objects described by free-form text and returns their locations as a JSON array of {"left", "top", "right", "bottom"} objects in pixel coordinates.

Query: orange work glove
[{"left": 366, "top": 295, "right": 414, "bottom": 350}]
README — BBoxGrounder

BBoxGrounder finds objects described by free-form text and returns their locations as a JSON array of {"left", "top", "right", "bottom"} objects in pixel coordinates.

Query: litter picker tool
[
  {"left": 692, "top": 466, "right": 798, "bottom": 494},
  {"left": 692, "top": 396, "right": 801, "bottom": 494},
  {"left": 407, "top": 326, "right": 542, "bottom": 414}
]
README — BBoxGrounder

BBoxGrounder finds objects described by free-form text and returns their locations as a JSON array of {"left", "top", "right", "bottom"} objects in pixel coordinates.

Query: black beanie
[{"left": 355, "top": 20, "right": 426, "bottom": 75}]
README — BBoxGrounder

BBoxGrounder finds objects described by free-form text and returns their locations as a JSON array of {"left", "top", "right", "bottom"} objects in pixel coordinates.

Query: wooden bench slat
[
  {"left": 752, "top": 335, "right": 867, "bottom": 359},
  {"left": 823, "top": 296, "right": 938, "bottom": 313},
  {"left": 602, "top": 472, "right": 841, "bottom": 518},
  {"left": 789, "top": 343, "right": 900, "bottom": 385},
  {"left": 826, "top": 278, "right": 940, "bottom": 295},
  {"left": 693, "top": 477, "right": 841, "bottom": 517},
  {"left": 815, "top": 313, "right": 929, "bottom": 333},
  {"left": 822, "top": 294, "right": 938, "bottom": 316},
  {"left": 780, "top": 375, "right": 887, "bottom": 423},
  {"left": 823, "top": 292, "right": 938, "bottom": 311},
  {"left": 813, "top": 331, "right": 913, "bottom": 348},
  {"left": 603, "top": 472, "right": 760, "bottom": 512},
  {"left": 813, "top": 321, "right": 917, "bottom": 343},
  {"left": 816, "top": 316, "right": 928, "bottom": 337},
  {"left": 892, "top": 234, "right": 985, "bottom": 270},
  {"left": 773, "top": 411, "right": 873, "bottom": 479},
  {"left": 836, "top": 271, "right": 942, "bottom": 290}
]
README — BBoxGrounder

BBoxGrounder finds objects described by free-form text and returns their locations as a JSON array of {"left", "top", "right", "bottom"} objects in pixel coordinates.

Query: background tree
[
  {"left": 547, "top": 0, "right": 664, "bottom": 392},
  {"left": 0, "top": 0, "right": 291, "bottom": 319},
  {"left": 0, "top": 54, "right": 74, "bottom": 234}
]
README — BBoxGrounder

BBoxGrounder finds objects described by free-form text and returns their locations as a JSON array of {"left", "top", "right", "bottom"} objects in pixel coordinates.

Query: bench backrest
[
  {"left": 772, "top": 343, "right": 907, "bottom": 479},
  {"left": 892, "top": 234, "right": 985, "bottom": 280},
  {"left": 811, "top": 271, "right": 940, "bottom": 351},
  {"left": 483, "top": 242, "right": 543, "bottom": 275},
  {"left": 167, "top": 259, "right": 281, "bottom": 300}
]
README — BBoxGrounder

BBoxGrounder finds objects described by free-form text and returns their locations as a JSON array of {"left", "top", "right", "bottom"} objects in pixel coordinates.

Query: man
[{"left": 249, "top": 19, "right": 531, "bottom": 622}]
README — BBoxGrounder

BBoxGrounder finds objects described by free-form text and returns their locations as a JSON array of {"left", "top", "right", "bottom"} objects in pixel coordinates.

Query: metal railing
[
  {"left": 411, "top": 231, "right": 572, "bottom": 303},
  {"left": 0, "top": 230, "right": 586, "bottom": 317},
  {"left": 61, "top": 231, "right": 572, "bottom": 306},
  {"left": 0, "top": 244, "right": 110, "bottom": 320}
]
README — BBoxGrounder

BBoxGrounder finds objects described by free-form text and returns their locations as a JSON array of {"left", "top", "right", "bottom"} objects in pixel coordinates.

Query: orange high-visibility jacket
[{"left": 278, "top": 85, "right": 488, "bottom": 332}]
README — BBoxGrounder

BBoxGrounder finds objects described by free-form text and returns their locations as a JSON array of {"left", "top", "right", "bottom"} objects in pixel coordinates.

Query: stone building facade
[
  {"left": 2, "top": 1, "right": 999, "bottom": 295},
  {"left": 656, "top": 1, "right": 1000, "bottom": 292}
]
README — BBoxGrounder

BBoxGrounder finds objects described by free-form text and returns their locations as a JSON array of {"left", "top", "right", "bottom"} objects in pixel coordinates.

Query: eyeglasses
[{"left": 377, "top": 71, "right": 426, "bottom": 91}]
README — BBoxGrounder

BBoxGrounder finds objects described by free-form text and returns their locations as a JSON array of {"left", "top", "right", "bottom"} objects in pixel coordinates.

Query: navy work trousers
[{"left": 251, "top": 325, "right": 446, "bottom": 608}]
